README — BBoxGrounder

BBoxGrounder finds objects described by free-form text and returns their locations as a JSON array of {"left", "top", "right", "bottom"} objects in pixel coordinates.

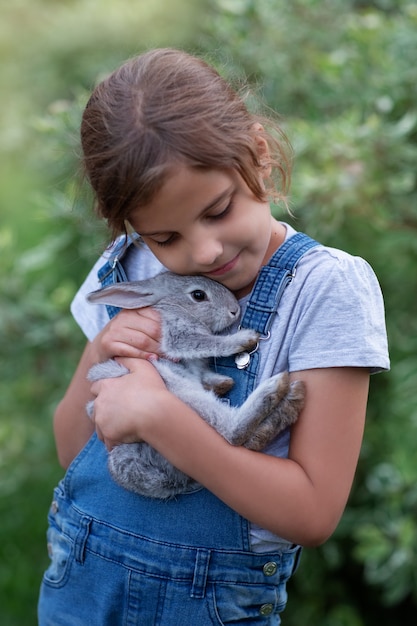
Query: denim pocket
[
  {"left": 212, "top": 582, "right": 282, "bottom": 625},
  {"left": 42, "top": 521, "right": 73, "bottom": 588}
]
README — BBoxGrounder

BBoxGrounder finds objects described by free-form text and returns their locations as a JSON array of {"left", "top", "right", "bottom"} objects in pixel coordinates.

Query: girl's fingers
[
  {"left": 99, "top": 308, "right": 162, "bottom": 359},
  {"left": 89, "top": 359, "right": 166, "bottom": 447}
]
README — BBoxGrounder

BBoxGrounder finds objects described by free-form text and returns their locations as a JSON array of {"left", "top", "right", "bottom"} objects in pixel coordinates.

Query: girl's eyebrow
[
  {"left": 200, "top": 185, "right": 234, "bottom": 213},
  {"left": 139, "top": 186, "right": 234, "bottom": 236}
]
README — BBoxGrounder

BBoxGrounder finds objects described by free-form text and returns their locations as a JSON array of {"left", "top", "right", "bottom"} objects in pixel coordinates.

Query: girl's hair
[{"left": 81, "top": 48, "right": 292, "bottom": 237}]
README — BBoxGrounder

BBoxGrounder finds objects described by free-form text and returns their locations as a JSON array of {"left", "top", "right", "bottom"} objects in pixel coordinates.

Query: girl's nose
[{"left": 190, "top": 237, "right": 223, "bottom": 267}]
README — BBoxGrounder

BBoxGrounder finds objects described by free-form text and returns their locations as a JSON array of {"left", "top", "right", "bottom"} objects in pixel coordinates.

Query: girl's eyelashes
[
  {"left": 154, "top": 234, "right": 177, "bottom": 247},
  {"left": 209, "top": 199, "right": 234, "bottom": 220},
  {"left": 148, "top": 198, "right": 234, "bottom": 247}
]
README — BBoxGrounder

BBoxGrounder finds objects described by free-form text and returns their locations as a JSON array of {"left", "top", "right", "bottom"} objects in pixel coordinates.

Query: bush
[
  {"left": 201, "top": 0, "right": 417, "bottom": 623},
  {"left": 0, "top": 1, "right": 203, "bottom": 623},
  {"left": 2, "top": 0, "right": 416, "bottom": 623}
]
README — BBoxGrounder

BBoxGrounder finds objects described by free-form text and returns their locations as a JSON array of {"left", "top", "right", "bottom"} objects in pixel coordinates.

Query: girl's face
[{"left": 129, "top": 165, "right": 283, "bottom": 296}]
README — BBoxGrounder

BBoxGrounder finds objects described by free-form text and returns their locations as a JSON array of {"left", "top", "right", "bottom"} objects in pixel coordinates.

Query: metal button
[
  {"left": 235, "top": 351, "right": 251, "bottom": 369},
  {"left": 259, "top": 603, "right": 274, "bottom": 616},
  {"left": 51, "top": 500, "right": 59, "bottom": 514},
  {"left": 263, "top": 561, "right": 278, "bottom": 576}
]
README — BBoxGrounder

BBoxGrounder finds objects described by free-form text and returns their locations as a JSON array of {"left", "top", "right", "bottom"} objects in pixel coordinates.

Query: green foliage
[
  {"left": 200, "top": 0, "right": 417, "bottom": 623},
  {"left": 0, "top": 1, "right": 204, "bottom": 623},
  {"left": 1, "top": 0, "right": 416, "bottom": 623},
  {"left": 0, "top": 96, "right": 100, "bottom": 624}
]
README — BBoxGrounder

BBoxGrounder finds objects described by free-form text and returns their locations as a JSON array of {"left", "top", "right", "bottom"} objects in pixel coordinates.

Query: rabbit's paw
[
  {"left": 258, "top": 371, "right": 292, "bottom": 410},
  {"left": 202, "top": 370, "right": 235, "bottom": 395},
  {"left": 244, "top": 374, "right": 305, "bottom": 451},
  {"left": 205, "top": 376, "right": 235, "bottom": 396},
  {"left": 261, "top": 373, "right": 305, "bottom": 422},
  {"left": 286, "top": 380, "right": 305, "bottom": 411},
  {"left": 233, "top": 328, "right": 259, "bottom": 353}
]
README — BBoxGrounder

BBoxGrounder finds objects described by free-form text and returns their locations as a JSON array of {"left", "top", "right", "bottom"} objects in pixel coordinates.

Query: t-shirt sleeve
[
  {"left": 70, "top": 254, "right": 111, "bottom": 342},
  {"left": 286, "top": 248, "right": 390, "bottom": 373}
]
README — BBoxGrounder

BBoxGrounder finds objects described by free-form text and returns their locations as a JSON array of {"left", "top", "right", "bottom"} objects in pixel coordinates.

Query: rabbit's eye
[{"left": 191, "top": 290, "right": 208, "bottom": 302}]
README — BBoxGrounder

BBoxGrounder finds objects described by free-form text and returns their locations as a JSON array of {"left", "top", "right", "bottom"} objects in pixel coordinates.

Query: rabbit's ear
[{"left": 87, "top": 281, "right": 159, "bottom": 309}]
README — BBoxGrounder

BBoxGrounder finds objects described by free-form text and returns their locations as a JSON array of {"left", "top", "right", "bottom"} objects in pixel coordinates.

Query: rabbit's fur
[{"left": 87, "top": 272, "right": 304, "bottom": 499}]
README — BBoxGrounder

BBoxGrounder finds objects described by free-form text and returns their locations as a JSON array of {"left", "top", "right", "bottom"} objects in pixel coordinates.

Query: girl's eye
[
  {"left": 149, "top": 198, "right": 234, "bottom": 247},
  {"left": 154, "top": 235, "right": 177, "bottom": 247},
  {"left": 209, "top": 199, "right": 234, "bottom": 221}
]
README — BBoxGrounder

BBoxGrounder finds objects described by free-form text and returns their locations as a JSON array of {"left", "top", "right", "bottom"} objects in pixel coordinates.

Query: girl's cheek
[{"left": 154, "top": 253, "right": 188, "bottom": 275}]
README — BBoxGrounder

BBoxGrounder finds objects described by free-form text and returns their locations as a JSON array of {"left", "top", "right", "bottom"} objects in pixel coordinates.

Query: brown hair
[{"left": 81, "top": 48, "right": 292, "bottom": 237}]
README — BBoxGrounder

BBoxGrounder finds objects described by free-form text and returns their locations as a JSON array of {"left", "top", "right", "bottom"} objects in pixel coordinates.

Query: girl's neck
[
  {"left": 234, "top": 220, "right": 286, "bottom": 299},
  {"left": 265, "top": 220, "right": 287, "bottom": 262}
]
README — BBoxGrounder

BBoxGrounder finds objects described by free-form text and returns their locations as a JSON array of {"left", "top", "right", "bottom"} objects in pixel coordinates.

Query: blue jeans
[{"left": 38, "top": 436, "right": 301, "bottom": 625}]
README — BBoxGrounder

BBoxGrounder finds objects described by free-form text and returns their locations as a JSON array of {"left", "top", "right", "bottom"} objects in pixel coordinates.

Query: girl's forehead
[{"left": 130, "top": 166, "right": 236, "bottom": 231}]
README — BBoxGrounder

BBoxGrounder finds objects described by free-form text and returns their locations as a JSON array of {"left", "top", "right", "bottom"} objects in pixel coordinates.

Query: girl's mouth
[{"left": 206, "top": 254, "right": 239, "bottom": 277}]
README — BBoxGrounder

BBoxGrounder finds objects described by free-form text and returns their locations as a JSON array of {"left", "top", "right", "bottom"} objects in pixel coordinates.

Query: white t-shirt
[{"left": 71, "top": 223, "right": 390, "bottom": 551}]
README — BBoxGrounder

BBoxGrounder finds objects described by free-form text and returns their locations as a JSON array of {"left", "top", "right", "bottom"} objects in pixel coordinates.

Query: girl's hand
[
  {"left": 89, "top": 357, "right": 168, "bottom": 450},
  {"left": 92, "top": 307, "right": 162, "bottom": 363}
]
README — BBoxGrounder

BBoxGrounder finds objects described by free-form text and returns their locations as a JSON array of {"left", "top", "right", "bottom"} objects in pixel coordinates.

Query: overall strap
[
  {"left": 212, "top": 232, "right": 320, "bottom": 405},
  {"left": 97, "top": 234, "right": 140, "bottom": 319},
  {"left": 241, "top": 232, "right": 320, "bottom": 336}
]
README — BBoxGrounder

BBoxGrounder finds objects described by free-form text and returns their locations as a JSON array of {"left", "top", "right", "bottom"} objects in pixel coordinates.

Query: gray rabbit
[{"left": 86, "top": 272, "right": 304, "bottom": 499}]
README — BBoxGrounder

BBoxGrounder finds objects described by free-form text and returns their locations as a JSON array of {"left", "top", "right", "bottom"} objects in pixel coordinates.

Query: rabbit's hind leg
[
  {"left": 243, "top": 378, "right": 305, "bottom": 451},
  {"left": 225, "top": 373, "right": 304, "bottom": 449}
]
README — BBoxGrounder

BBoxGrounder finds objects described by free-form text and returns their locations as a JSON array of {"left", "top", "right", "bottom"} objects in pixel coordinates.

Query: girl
[{"left": 38, "top": 48, "right": 389, "bottom": 625}]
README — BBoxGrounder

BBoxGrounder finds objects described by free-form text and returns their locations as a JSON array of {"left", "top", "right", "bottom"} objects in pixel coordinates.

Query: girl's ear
[{"left": 252, "top": 123, "right": 272, "bottom": 179}]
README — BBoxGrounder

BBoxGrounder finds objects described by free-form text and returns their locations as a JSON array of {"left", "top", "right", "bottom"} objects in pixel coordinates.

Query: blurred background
[{"left": 1, "top": 0, "right": 416, "bottom": 623}]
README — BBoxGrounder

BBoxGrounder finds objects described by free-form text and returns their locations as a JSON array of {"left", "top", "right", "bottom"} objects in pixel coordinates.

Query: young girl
[{"left": 38, "top": 48, "right": 389, "bottom": 625}]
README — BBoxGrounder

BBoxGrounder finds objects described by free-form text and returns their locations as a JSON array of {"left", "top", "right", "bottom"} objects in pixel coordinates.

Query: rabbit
[{"left": 86, "top": 272, "right": 305, "bottom": 499}]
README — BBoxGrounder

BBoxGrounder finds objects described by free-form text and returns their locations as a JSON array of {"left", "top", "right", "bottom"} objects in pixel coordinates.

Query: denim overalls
[{"left": 38, "top": 233, "right": 318, "bottom": 626}]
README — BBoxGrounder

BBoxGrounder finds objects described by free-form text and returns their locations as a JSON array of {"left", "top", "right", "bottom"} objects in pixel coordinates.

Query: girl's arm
[
  {"left": 54, "top": 308, "right": 161, "bottom": 469},
  {"left": 90, "top": 361, "right": 369, "bottom": 547},
  {"left": 54, "top": 341, "right": 96, "bottom": 469}
]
